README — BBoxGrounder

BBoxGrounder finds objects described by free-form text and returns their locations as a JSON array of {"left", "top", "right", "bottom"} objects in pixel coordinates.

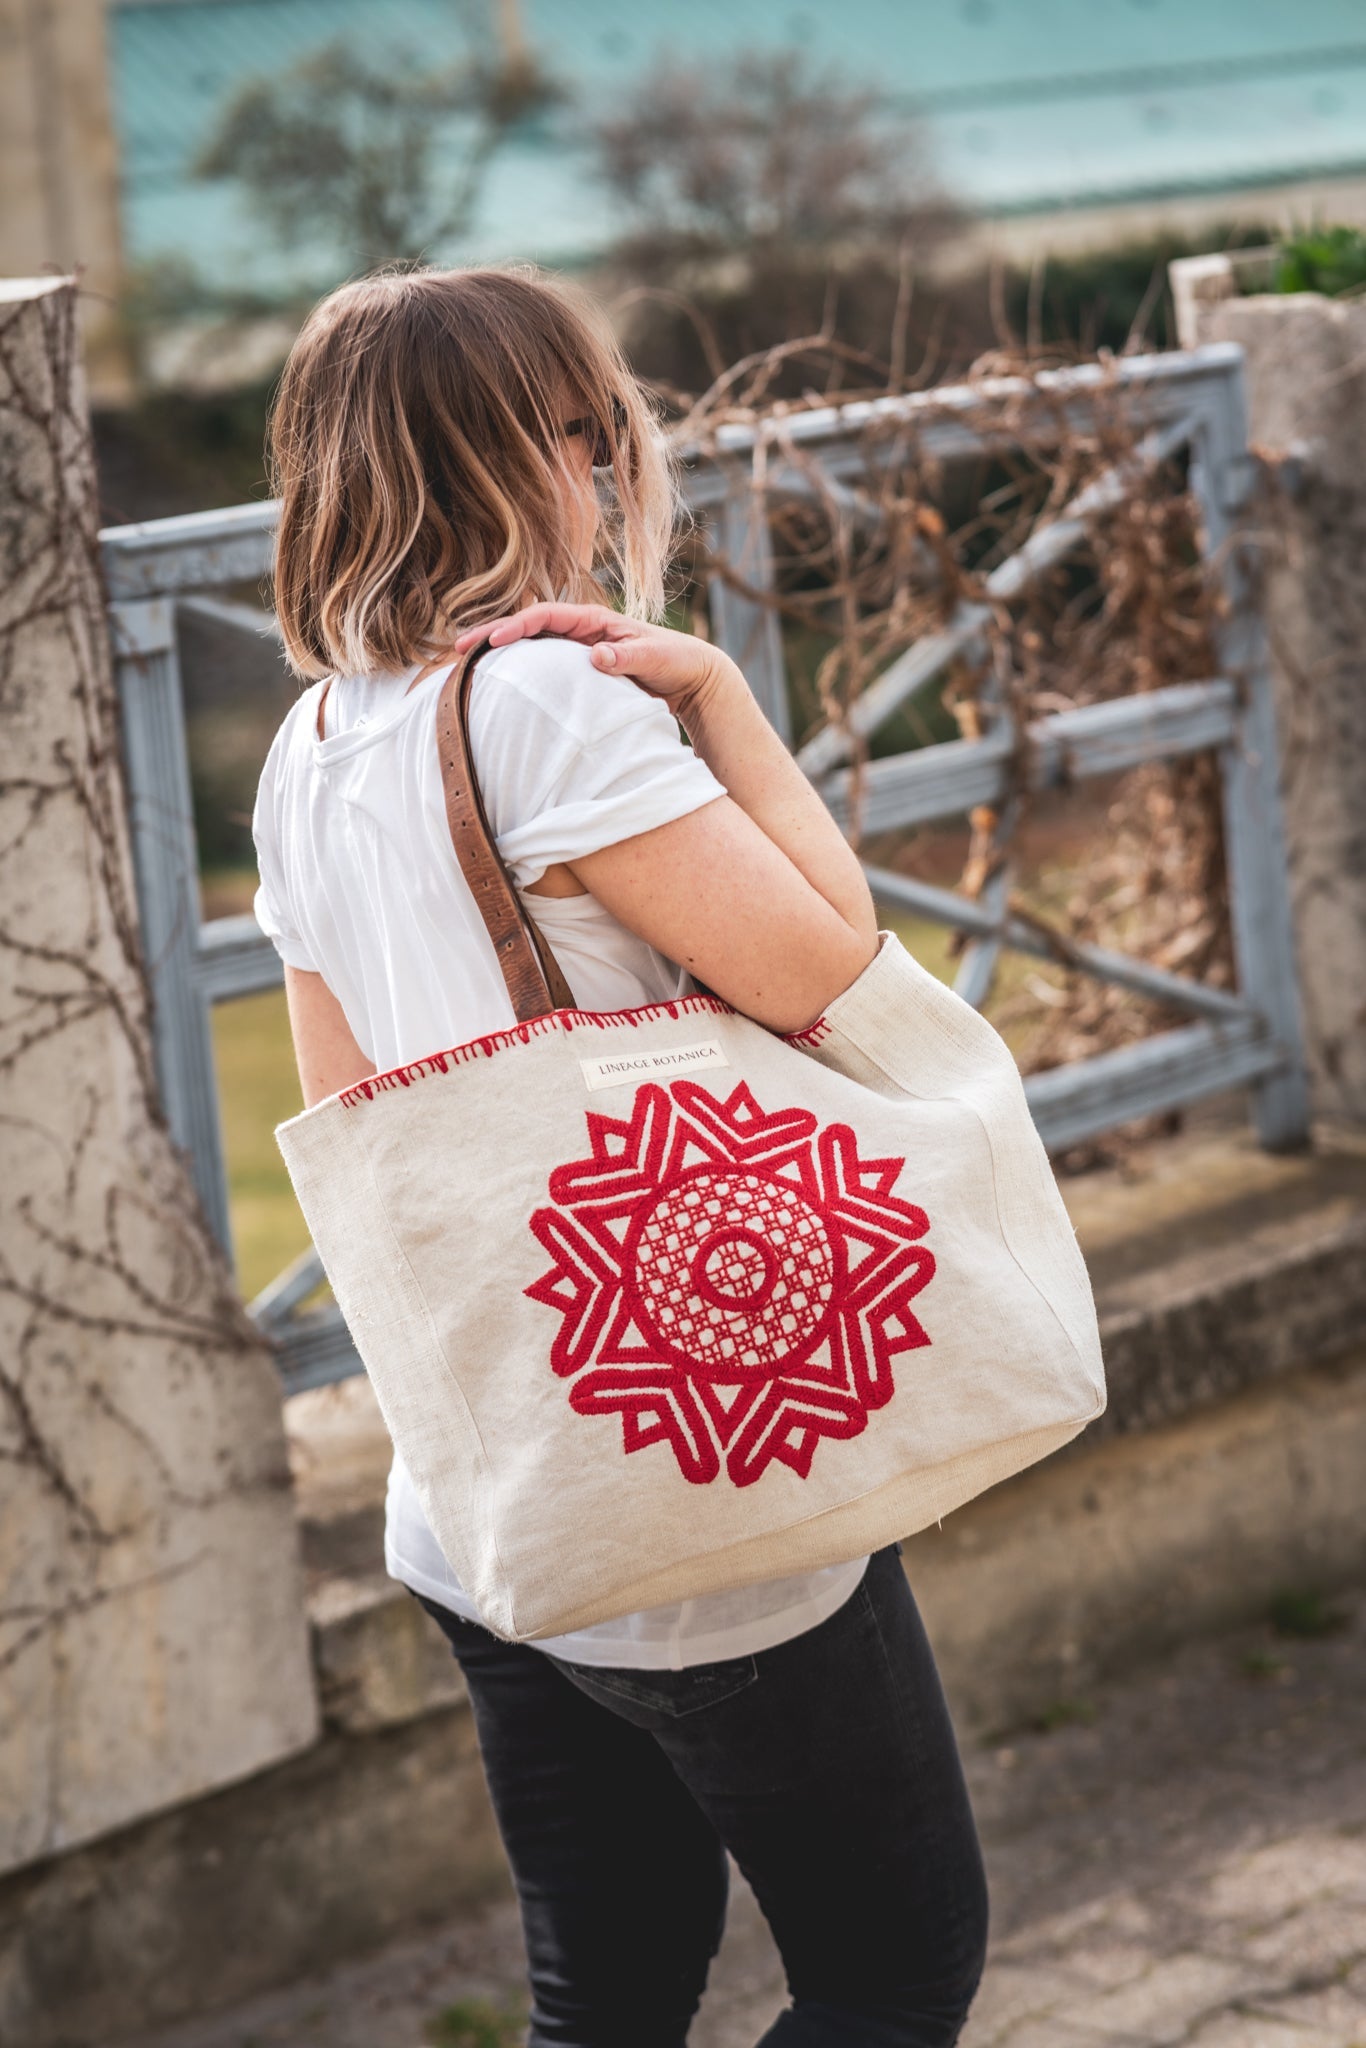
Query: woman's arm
[
  {"left": 284, "top": 965, "right": 376, "bottom": 1107},
  {"left": 455, "top": 603, "right": 879, "bottom": 1033}
]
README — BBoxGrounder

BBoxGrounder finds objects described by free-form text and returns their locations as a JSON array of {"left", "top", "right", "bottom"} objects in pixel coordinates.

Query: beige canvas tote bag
[{"left": 276, "top": 644, "right": 1106, "bottom": 1641}]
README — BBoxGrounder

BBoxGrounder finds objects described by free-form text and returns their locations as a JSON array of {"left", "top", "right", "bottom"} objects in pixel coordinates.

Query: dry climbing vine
[
  {"left": 0, "top": 283, "right": 287, "bottom": 1816},
  {"left": 663, "top": 323, "right": 1235, "bottom": 1153}
]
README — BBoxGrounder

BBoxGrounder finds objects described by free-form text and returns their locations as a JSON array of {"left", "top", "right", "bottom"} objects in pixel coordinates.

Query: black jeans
[{"left": 417, "top": 1546, "right": 988, "bottom": 2047}]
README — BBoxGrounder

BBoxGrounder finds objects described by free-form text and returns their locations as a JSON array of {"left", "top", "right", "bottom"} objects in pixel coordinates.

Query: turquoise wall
[{"left": 110, "top": 0, "right": 1366, "bottom": 292}]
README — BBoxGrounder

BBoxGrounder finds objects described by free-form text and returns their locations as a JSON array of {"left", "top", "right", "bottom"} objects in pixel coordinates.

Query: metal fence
[{"left": 101, "top": 341, "right": 1308, "bottom": 1397}]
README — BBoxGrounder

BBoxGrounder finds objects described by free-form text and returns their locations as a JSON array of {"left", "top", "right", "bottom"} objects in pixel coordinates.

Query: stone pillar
[
  {"left": 1173, "top": 260, "right": 1366, "bottom": 1125},
  {"left": 0, "top": 277, "right": 318, "bottom": 1875}
]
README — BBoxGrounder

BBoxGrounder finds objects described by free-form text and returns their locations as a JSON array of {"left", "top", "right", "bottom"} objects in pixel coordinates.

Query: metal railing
[{"left": 101, "top": 341, "right": 1308, "bottom": 1397}]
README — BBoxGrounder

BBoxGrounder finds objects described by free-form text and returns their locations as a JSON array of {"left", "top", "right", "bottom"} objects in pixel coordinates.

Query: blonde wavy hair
[{"left": 269, "top": 266, "right": 678, "bottom": 679}]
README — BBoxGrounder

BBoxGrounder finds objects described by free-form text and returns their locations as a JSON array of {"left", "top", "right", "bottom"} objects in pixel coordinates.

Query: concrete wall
[
  {"left": 938, "top": 172, "right": 1366, "bottom": 280},
  {"left": 1172, "top": 262, "right": 1366, "bottom": 1125},
  {"left": 0, "top": 0, "right": 129, "bottom": 398},
  {"left": 5, "top": 1342, "right": 1363, "bottom": 2048},
  {"left": 0, "top": 278, "right": 318, "bottom": 1878}
]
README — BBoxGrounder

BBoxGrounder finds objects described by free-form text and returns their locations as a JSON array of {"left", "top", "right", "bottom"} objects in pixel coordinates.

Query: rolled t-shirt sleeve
[
  {"left": 470, "top": 639, "right": 727, "bottom": 889},
  {"left": 253, "top": 876, "right": 317, "bottom": 972}
]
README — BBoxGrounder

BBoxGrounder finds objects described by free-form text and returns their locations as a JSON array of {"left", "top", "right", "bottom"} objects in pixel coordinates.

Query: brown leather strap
[{"left": 435, "top": 643, "right": 577, "bottom": 1021}]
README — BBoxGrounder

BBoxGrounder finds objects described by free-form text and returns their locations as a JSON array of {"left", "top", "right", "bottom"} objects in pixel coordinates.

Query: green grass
[
  {"left": 1238, "top": 1647, "right": 1289, "bottom": 1682},
  {"left": 212, "top": 986, "right": 312, "bottom": 1303},
  {"left": 1029, "top": 1697, "right": 1098, "bottom": 1734},
  {"left": 423, "top": 1999, "right": 525, "bottom": 2048}
]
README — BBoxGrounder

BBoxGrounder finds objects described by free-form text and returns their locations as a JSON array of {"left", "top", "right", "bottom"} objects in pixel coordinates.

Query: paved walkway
[{"left": 143, "top": 1586, "right": 1366, "bottom": 2048}]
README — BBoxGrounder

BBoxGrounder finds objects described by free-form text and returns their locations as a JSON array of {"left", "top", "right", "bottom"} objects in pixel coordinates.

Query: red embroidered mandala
[{"left": 525, "top": 1078, "right": 935, "bottom": 1487}]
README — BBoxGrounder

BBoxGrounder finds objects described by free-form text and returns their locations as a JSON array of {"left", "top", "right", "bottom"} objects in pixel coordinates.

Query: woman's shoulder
[{"left": 472, "top": 635, "right": 663, "bottom": 751}]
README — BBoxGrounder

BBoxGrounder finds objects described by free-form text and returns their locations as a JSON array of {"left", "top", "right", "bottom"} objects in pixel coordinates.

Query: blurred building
[
  {"left": 6, "top": 0, "right": 1366, "bottom": 391},
  {"left": 108, "top": 0, "right": 1366, "bottom": 291},
  {"left": 0, "top": 0, "right": 130, "bottom": 396}
]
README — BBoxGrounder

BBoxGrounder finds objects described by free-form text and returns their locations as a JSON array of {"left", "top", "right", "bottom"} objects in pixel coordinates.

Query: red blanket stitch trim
[
  {"left": 338, "top": 995, "right": 729, "bottom": 1106},
  {"left": 784, "top": 1016, "right": 831, "bottom": 1047}
]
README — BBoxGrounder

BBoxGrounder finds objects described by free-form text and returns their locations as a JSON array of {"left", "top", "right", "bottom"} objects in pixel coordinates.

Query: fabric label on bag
[{"left": 579, "top": 1041, "right": 729, "bottom": 1092}]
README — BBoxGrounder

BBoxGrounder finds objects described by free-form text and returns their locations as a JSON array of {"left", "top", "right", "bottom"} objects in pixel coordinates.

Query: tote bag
[{"left": 276, "top": 644, "right": 1106, "bottom": 1641}]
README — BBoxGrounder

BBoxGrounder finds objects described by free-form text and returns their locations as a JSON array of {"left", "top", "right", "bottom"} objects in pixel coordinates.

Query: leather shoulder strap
[{"left": 435, "top": 642, "right": 577, "bottom": 1022}]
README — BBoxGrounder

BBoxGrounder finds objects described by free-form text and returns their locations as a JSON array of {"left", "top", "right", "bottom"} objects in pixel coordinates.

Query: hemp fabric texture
[{"left": 276, "top": 655, "right": 1105, "bottom": 1643}]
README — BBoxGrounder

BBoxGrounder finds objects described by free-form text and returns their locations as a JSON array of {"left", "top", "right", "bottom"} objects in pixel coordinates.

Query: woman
[{"left": 254, "top": 266, "right": 988, "bottom": 2047}]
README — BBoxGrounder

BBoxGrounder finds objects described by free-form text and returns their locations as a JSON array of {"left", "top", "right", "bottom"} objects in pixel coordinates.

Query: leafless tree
[
  {"left": 594, "top": 50, "right": 950, "bottom": 282},
  {"left": 196, "top": 36, "right": 553, "bottom": 274}
]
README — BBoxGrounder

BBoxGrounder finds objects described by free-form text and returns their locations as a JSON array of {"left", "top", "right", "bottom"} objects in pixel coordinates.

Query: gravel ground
[{"left": 141, "top": 1585, "right": 1366, "bottom": 2048}]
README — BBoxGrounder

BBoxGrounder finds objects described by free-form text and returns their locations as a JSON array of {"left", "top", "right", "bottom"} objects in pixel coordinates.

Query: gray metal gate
[{"left": 101, "top": 341, "right": 1307, "bottom": 1397}]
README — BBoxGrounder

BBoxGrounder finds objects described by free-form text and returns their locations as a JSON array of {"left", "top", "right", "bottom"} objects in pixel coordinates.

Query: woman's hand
[
  {"left": 452, "top": 602, "right": 739, "bottom": 722},
  {"left": 456, "top": 599, "right": 879, "bottom": 1032}
]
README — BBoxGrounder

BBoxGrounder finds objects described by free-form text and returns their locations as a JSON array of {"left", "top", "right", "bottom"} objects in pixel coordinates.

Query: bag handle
[{"left": 435, "top": 641, "right": 578, "bottom": 1022}]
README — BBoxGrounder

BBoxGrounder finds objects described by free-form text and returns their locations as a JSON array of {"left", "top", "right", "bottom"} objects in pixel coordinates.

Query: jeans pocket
[{"left": 558, "top": 1652, "right": 759, "bottom": 1721}]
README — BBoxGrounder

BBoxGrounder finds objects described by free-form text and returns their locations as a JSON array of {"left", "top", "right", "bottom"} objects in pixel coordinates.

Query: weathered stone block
[
  {"left": 0, "top": 277, "right": 318, "bottom": 1874},
  {"left": 1172, "top": 264, "right": 1366, "bottom": 1124}
]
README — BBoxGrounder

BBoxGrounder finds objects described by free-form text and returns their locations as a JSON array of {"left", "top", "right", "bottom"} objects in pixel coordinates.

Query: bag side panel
[{"left": 809, "top": 933, "right": 1106, "bottom": 1418}]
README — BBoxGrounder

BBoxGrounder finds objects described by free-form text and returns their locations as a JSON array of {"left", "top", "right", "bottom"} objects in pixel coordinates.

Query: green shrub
[
  {"left": 1267, "top": 1587, "right": 1350, "bottom": 1639},
  {"left": 1274, "top": 225, "right": 1366, "bottom": 297}
]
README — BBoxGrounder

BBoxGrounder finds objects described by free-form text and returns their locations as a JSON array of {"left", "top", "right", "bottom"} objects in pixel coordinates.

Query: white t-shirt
[{"left": 252, "top": 637, "right": 868, "bottom": 1668}]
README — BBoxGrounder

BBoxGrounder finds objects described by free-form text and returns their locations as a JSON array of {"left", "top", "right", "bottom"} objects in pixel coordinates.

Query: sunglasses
[{"left": 562, "top": 395, "right": 629, "bottom": 469}]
